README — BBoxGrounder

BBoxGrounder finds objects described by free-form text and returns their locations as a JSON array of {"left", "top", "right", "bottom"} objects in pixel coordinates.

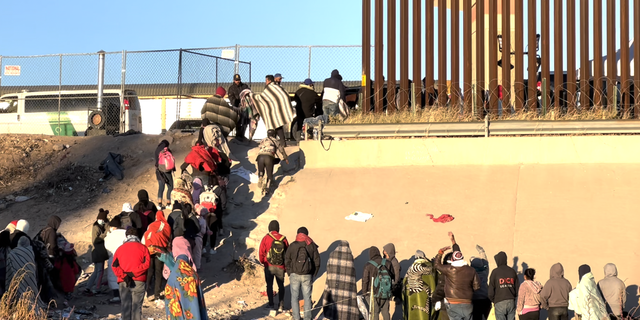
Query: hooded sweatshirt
[
  {"left": 488, "top": 252, "right": 519, "bottom": 303},
  {"left": 517, "top": 279, "right": 543, "bottom": 314},
  {"left": 471, "top": 255, "right": 490, "bottom": 300},
  {"left": 40, "top": 216, "right": 62, "bottom": 257},
  {"left": 322, "top": 70, "right": 347, "bottom": 104},
  {"left": 597, "top": 263, "right": 626, "bottom": 316},
  {"left": 540, "top": 263, "right": 573, "bottom": 308},
  {"left": 383, "top": 243, "right": 401, "bottom": 284},
  {"left": 133, "top": 190, "right": 157, "bottom": 223},
  {"left": 362, "top": 247, "right": 394, "bottom": 296}
]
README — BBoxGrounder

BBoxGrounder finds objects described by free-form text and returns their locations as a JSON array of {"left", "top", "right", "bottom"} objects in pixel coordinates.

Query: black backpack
[
  {"left": 118, "top": 212, "right": 134, "bottom": 231},
  {"left": 294, "top": 245, "right": 312, "bottom": 274},
  {"left": 266, "top": 234, "right": 286, "bottom": 266}
]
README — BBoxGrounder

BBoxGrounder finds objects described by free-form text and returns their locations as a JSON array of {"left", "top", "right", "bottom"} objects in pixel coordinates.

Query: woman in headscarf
[
  {"left": 134, "top": 189, "right": 158, "bottom": 224},
  {"left": 5, "top": 236, "right": 46, "bottom": 309},
  {"left": 8, "top": 220, "right": 30, "bottom": 249},
  {"left": 569, "top": 265, "right": 608, "bottom": 320},
  {"left": 163, "top": 253, "right": 207, "bottom": 320},
  {"left": 104, "top": 217, "right": 127, "bottom": 304},
  {"left": 161, "top": 232, "right": 196, "bottom": 281},
  {"left": 192, "top": 178, "right": 204, "bottom": 205},
  {"left": 84, "top": 209, "right": 110, "bottom": 296},
  {"left": 322, "top": 240, "right": 359, "bottom": 320},
  {"left": 403, "top": 250, "right": 437, "bottom": 320},
  {"left": 156, "top": 140, "right": 175, "bottom": 209}
]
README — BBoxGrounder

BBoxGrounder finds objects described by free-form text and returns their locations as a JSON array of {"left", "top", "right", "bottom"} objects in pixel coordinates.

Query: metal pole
[
  {"left": 515, "top": 0, "right": 524, "bottom": 112},
  {"left": 177, "top": 49, "right": 183, "bottom": 120},
  {"left": 425, "top": 0, "right": 435, "bottom": 108},
  {"left": 0, "top": 56, "right": 3, "bottom": 88},
  {"left": 97, "top": 50, "right": 106, "bottom": 111},
  {"left": 234, "top": 44, "right": 240, "bottom": 75},
  {"left": 411, "top": 82, "right": 416, "bottom": 115},
  {"left": 620, "top": 0, "right": 630, "bottom": 114},
  {"left": 400, "top": 0, "right": 409, "bottom": 110},
  {"left": 635, "top": 0, "right": 640, "bottom": 117},
  {"left": 528, "top": 0, "right": 537, "bottom": 111},
  {"left": 607, "top": 0, "right": 616, "bottom": 110},
  {"left": 476, "top": 0, "right": 485, "bottom": 117},
  {"left": 363, "top": 0, "right": 372, "bottom": 113},
  {"left": 593, "top": 0, "right": 603, "bottom": 108},
  {"left": 488, "top": 0, "right": 498, "bottom": 115},
  {"left": 121, "top": 50, "right": 127, "bottom": 133},
  {"left": 580, "top": 0, "right": 590, "bottom": 111},
  {"left": 554, "top": 0, "right": 564, "bottom": 112},
  {"left": 308, "top": 46, "right": 312, "bottom": 79},
  {"left": 437, "top": 0, "right": 447, "bottom": 107},
  {"left": 463, "top": 0, "right": 472, "bottom": 115},
  {"left": 375, "top": 0, "right": 384, "bottom": 113},
  {"left": 472, "top": 83, "right": 476, "bottom": 117},
  {"left": 501, "top": 0, "right": 511, "bottom": 115},
  {"left": 451, "top": 0, "right": 460, "bottom": 110},
  {"left": 215, "top": 58, "right": 219, "bottom": 89},
  {"left": 387, "top": 0, "right": 397, "bottom": 113},
  {"left": 542, "top": 78, "right": 548, "bottom": 116},
  {"left": 59, "top": 54, "right": 62, "bottom": 135},
  {"left": 412, "top": 0, "right": 421, "bottom": 109},
  {"left": 567, "top": 0, "right": 577, "bottom": 112},
  {"left": 541, "top": 0, "right": 550, "bottom": 112}
]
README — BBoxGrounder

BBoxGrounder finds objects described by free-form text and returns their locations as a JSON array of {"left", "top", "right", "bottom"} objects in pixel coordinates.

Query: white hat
[
  {"left": 16, "top": 220, "right": 29, "bottom": 233},
  {"left": 122, "top": 203, "right": 133, "bottom": 212}
]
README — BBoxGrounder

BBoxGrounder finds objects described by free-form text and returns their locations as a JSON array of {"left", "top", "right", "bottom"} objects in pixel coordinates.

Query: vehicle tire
[{"left": 88, "top": 110, "right": 106, "bottom": 129}]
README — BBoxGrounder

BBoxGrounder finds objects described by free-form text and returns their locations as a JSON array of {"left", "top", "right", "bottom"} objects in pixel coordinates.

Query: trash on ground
[
  {"left": 345, "top": 211, "right": 374, "bottom": 222},
  {"left": 426, "top": 214, "right": 455, "bottom": 223},
  {"left": 231, "top": 167, "right": 259, "bottom": 184}
]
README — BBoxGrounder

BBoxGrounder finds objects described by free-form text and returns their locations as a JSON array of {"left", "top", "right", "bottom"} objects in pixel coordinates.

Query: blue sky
[{"left": 0, "top": 0, "right": 634, "bottom": 83}]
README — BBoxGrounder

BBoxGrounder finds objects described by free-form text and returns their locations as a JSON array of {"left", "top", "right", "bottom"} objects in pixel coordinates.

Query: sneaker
[
  {"left": 209, "top": 249, "right": 217, "bottom": 255},
  {"left": 108, "top": 297, "right": 121, "bottom": 304}
]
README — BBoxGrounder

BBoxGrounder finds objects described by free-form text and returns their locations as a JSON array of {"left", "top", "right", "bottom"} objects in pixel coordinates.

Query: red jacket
[
  {"left": 259, "top": 231, "right": 289, "bottom": 270},
  {"left": 112, "top": 240, "right": 151, "bottom": 283},
  {"left": 184, "top": 145, "right": 221, "bottom": 173}
]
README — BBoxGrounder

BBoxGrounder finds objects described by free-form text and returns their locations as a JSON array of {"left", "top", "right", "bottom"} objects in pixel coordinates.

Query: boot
[
  {"left": 262, "top": 178, "right": 271, "bottom": 195},
  {"left": 157, "top": 199, "right": 164, "bottom": 209}
]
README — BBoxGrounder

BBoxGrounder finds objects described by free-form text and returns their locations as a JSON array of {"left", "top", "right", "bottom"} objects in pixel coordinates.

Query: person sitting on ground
[
  {"left": 597, "top": 263, "right": 626, "bottom": 318},
  {"left": 37, "top": 215, "right": 62, "bottom": 260},
  {"left": 105, "top": 217, "right": 127, "bottom": 304},
  {"left": 323, "top": 240, "right": 359, "bottom": 320},
  {"left": 256, "top": 129, "right": 289, "bottom": 195},
  {"left": 0, "top": 230, "right": 11, "bottom": 297},
  {"left": 363, "top": 246, "right": 395, "bottom": 320},
  {"left": 434, "top": 234, "right": 480, "bottom": 320},
  {"left": 259, "top": 220, "right": 289, "bottom": 311},
  {"left": 155, "top": 140, "right": 175, "bottom": 209},
  {"left": 568, "top": 265, "right": 607, "bottom": 320},
  {"left": 489, "top": 252, "right": 519, "bottom": 320},
  {"left": 112, "top": 228, "right": 150, "bottom": 320},
  {"left": 539, "top": 263, "right": 572, "bottom": 320},
  {"left": 84, "top": 208, "right": 110, "bottom": 296},
  {"left": 516, "top": 269, "right": 543, "bottom": 320},
  {"left": 285, "top": 227, "right": 321, "bottom": 320}
]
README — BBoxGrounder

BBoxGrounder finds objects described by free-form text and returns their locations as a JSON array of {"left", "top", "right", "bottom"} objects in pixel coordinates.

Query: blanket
[
  {"left": 323, "top": 240, "right": 359, "bottom": 320},
  {"left": 251, "top": 84, "right": 295, "bottom": 130},
  {"left": 6, "top": 238, "right": 46, "bottom": 309},
  {"left": 403, "top": 258, "right": 437, "bottom": 320},
  {"left": 164, "top": 255, "right": 207, "bottom": 320}
]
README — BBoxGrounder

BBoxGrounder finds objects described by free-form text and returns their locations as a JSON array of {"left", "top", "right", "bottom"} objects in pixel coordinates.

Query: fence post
[
  {"left": 308, "top": 46, "right": 312, "bottom": 79},
  {"left": 177, "top": 49, "right": 183, "bottom": 120},
  {"left": 542, "top": 78, "right": 547, "bottom": 116},
  {"left": 249, "top": 62, "right": 252, "bottom": 85},
  {"left": 121, "top": 50, "right": 127, "bottom": 133},
  {"left": 411, "top": 82, "right": 416, "bottom": 115},
  {"left": 472, "top": 84, "right": 476, "bottom": 117},
  {"left": 97, "top": 50, "right": 106, "bottom": 111},
  {"left": 215, "top": 58, "right": 219, "bottom": 89},
  {"left": 234, "top": 44, "right": 240, "bottom": 75},
  {"left": 58, "top": 54, "right": 62, "bottom": 135},
  {"left": 0, "top": 55, "right": 3, "bottom": 88}
]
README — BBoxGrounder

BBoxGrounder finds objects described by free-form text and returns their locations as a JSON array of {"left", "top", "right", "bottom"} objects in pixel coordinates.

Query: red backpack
[{"left": 158, "top": 148, "right": 175, "bottom": 172}]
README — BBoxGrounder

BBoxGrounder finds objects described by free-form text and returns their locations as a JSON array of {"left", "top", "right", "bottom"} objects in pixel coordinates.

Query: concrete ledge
[{"left": 300, "top": 135, "right": 640, "bottom": 168}]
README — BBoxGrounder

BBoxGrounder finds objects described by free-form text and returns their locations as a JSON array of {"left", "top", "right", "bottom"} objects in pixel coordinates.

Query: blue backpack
[{"left": 368, "top": 258, "right": 393, "bottom": 299}]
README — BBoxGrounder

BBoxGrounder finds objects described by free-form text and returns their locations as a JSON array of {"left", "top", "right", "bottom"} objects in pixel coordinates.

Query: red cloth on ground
[
  {"left": 426, "top": 214, "right": 455, "bottom": 223},
  {"left": 184, "top": 145, "right": 221, "bottom": 173},
  {"left": 258, "top": 231, "right": 289, "bottom": 270}
]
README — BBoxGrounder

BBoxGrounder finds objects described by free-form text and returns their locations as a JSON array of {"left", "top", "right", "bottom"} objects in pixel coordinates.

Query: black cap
[
  {"left": 268, "top": 220, "right": 280, "bottom": 232},
  {"left": 234, "top": 74, "right": 241, "bottom": 81},
  {"left": 297, "top": 227, "right": 308, "bottom": 235}
]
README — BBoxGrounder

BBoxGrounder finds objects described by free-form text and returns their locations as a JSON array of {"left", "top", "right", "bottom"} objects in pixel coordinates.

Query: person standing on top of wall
[
  {"left": 274, "top": 73, "right": 284, "bottom": 87},
  {"left": 228, "top": 74, "right": 249, "bottom": 141},
  {"left": 321, "top": 69, "right": 348, "bottom": 123}
]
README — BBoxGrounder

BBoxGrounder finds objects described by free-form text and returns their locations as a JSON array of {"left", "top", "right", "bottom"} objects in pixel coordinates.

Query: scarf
[
  {"left": 124, "top": 235, "right": 140, "bottom": 243},
  {"left": 295, "top": 233, "right": 314, "bottom": 246}
]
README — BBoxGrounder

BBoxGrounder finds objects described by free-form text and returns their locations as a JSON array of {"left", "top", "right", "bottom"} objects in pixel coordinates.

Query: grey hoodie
[
  {"left": 597, "top": 263, "right": 626, "bottom": 316},
  {"left": 540, "top": 263, "right": 573, "bottom": 309},
  {"left": 383, "top": 243, "right": 401, "bottom": 284}
]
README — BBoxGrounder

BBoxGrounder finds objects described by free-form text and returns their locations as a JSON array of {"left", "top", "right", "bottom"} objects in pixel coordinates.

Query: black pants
[
  {"left": 472, "top": 298, "right": 493, "bottom": 320},
  {"left": 146, "top": 254, "right": 165, "bottom": 297},
  {"left": 203, "top": 211, "right": 222, "bottom": 249},
  {"left": 372, "top": 298, "right": 390, "bottom": 320},
  {"left": 548, "top": 307, "right": 568, "bottom": 320},
  {"left": 264, "top": 266, "right": 285, "bottom": 308},
  {"left": 519, "top": 311, "right": 541, "bottom": 320},
  {"left": 257, "top": 155, "right": 276, "bottom": 183},
  {"left": 157, "top": 172, "right": 173, "bottom": 203}
]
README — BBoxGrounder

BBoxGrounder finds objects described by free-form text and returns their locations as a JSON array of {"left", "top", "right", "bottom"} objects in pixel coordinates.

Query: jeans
[
  {"left": 446, "top": 303, "right": 473, "bottom": 320},
  {"left": 157, "top": 171, "right": 173, "bottom": 203},
  {"left": 472, "top": 298, "right": 493, "bottom": 320},
  {"left": 257, "top": 155, "right": 276, "bottom": 186},
  {"left": 494, "top": 299, "right": 516, "bottom": 320},
  {"left": 119, "top": 280, "right": 146, "bottom": 320},
  {"left": 264, "top": 266, "right": 285, "bottom": 308},
  {"left": 146, "top": 255, "right": 165, "bottom": 297},
  {"left": 519, "top": 311, "right": 540, "bottom": 320},
  {"left": 322, "top": 102, "right": 339, "bottom": 124},
  {"left": 86, "top": 262, "right": 105, "bottom": 292},
  {"left": 548, "top": 307, "right": 568, "bottom": 320},
  {"left": 290, "top": 273, "right": 313, "bottom": 320},
  {"left": 372, "top": 298, "right": 390, "bottom": 320}
]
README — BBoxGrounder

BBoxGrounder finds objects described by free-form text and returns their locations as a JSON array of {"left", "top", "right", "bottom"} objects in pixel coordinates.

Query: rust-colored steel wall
[
  {"left": 554, "top": 0, "right": 563, "bottom": 112},
  {"left": 579, "top": 0, "right": 590, "bottom": 111},
  {"left": 635, "top": 0, "right": 640, "bottom": 115},
  {"left": 501, "top": 0, "right": 511, "bottom": 114},
  {"left": 607, "top": 0, "right": 616, "bottom": 110},
  {"left": 413, "top": 0, "right": 422, "bottom": 108},
  {"left": 567, "top": 0, "right": 576, "bottom": 112},
  {"left": 438, "top": 0, "right": 448, "bottom": 107},
  {"left": 463, "top": 0, "right": 472, "bottom": 114},
  {"left": 362, "top": 0, "right": 371, "bottom": 113},
  {"left": 488, "top": 0, "right": 498, "bottom": 115},
  {"left": 620, "top": 0, "right": 630, "bottom": 114},
  {"left": 451, "top": 0, "right": 460, "bottom": 109},
  {"left": 515, "top": 0, "right": 524, "bottom": 111},
  {"left": 528, "top": 0, "right": 537, "bottom": 111},
  {"left": 541, "top": 0, "right": 550, "bottom": 110},
  {"left": 425, "top": 0, "right": 435, "bottom": 107},
  {"left": 593, "top": 0, "right": 604, "bottom": 107},
  {"left": 387, "top": 0, "right": 397, "bottom": 113},
  {"left": 400, "top": 0, "right": 409, "bottom": 110},
  {"left": 375, "top": 0, "right": 384, "bottom": 113},
  {"left": 476, "top": 0, "right": 485, "bottom": 117}
]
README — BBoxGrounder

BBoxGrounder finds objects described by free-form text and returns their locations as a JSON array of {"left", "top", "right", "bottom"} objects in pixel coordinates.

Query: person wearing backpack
[
  {"left": 362, "top": 246, "right": 395, "bottom": 320},
  {"left": 155, "top": 140, "right": 175, "bottom": 209},
  {"left": 118, "top": 203, "right": 141, "bottom": 233},
  {"left": 259, "top": 220, "right": 289, "bottom": 311},
  {"left": 256, "top": 129, "right": 289, "bottom": 196},
  {"left": 285, "top": 227, "right": 321, "bottom": 320},
  {"left": 488, "top": 252, "right": 519, "bottom": 320},
  {"left": 516, "top": 269, "right": 543, "bottom": 320},
  {"left": 133, "top": 189, "right": 158, "bottom": 224},
  {"left": 143, "top": 211, "right": 171, "bottom": 302}
]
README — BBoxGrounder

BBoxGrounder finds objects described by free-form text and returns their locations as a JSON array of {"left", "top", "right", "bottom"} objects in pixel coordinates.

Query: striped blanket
[
  {"left": 249, "top": 84, "right": 295, "bottom": 130},
  {"left": 323, "top": 240, "right": 360, "bottom": 320},
  {"left": 6, "top": 237, "right": 46, "bottom": 309}
]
